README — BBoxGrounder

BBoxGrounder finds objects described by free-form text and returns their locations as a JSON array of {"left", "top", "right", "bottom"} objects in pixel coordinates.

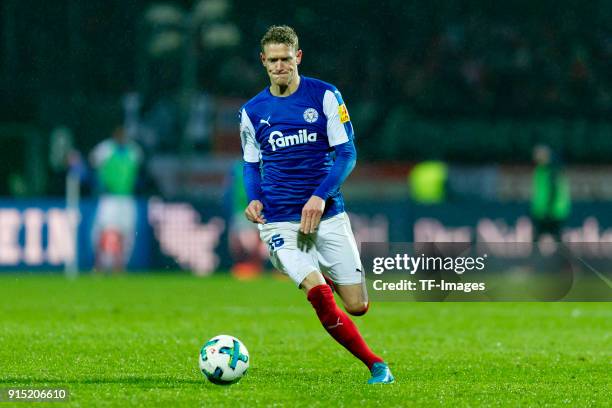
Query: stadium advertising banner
[
  {"left": 0, "top": 199, "right": 152, "bottom": 271},
  {"left": 2, "top": 198, "right": 612, "bottom": 276}
]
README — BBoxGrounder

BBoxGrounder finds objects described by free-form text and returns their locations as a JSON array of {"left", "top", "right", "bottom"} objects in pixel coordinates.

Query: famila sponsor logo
[{"left": 268, "top": 130, "right": 317, "bottom": 151}]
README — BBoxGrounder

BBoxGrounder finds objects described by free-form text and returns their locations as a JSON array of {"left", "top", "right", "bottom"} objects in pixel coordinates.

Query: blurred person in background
[
  {"left": 48, "top": 126, "right": 88, "bottom": 196},
  {"left": 90, "top": 126, "right": 143, "bottom": 272},
  {"left": 408, "top": 160, "right": 448, "bottom": 204},
  {"left": 530, "top": 144, "right": 571, "bottom": 242}
]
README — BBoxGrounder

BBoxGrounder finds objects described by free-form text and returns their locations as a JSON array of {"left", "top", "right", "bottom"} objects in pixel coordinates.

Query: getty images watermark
[
  {"left": 361, "top": 242, "right": 612, "bottom": 301},
  {"left": 371, "top": 251, "right": 488, "bottom": 293}
]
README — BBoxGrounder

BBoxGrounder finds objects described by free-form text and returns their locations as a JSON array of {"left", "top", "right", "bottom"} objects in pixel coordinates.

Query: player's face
[{"left": 261, "top": 43, "right": 302, "bottom": 87}]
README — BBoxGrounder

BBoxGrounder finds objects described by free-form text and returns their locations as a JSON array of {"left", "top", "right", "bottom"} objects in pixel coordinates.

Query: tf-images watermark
[{"left": 362, "top": 242, "right": 612, "bottom": 301}]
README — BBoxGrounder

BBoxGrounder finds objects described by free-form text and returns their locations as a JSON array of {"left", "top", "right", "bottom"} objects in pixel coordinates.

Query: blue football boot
[{"left": 368, "top": 362, "right": 395, "bottom": 384}]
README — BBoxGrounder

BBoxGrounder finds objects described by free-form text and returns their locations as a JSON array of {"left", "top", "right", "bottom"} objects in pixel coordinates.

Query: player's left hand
[{"left": 300, "top": 195, "right": 325, "bottom": 234}]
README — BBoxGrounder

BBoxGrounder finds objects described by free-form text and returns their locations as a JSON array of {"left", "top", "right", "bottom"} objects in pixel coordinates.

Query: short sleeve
[
  {"left": 323, "top": 88, "right": 354, "bottom": 147},
  {"left": 240, "top": 108, "right": 260, "bottom": 162}
]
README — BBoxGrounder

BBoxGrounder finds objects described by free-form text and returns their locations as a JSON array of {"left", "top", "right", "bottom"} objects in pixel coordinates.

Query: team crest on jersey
[
  {"left": 338, "top": 104, "right": 350, "bottom": 123},
  {"left": 303, "top": 108, "right": 319, "bottom": 123}
]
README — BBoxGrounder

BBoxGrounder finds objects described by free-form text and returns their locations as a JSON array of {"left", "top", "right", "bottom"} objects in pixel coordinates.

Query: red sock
[{"left": 307, "top": 284, "right": 383, "bottom": 369}]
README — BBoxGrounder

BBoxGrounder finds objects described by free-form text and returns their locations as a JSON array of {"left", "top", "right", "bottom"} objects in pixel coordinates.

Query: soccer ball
[{"left": 199, "top": 334, "right": 250, "bottom": 385}]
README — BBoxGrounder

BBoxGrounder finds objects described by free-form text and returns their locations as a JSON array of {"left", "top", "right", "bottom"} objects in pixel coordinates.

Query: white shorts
[
  {"left": 259, "top": 212, "right": 364, "bottom": 287},
  {"left": 92, "top": 195, "right": 137, "bottom": 258}
]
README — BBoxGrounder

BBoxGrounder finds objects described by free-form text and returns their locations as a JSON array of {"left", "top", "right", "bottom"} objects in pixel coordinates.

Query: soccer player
[
  {"left": 90, "top": 126, "right": 143, "bottom": 272},
  {"left": 239, "top": 25, "right": 394, "bottom": 384}
]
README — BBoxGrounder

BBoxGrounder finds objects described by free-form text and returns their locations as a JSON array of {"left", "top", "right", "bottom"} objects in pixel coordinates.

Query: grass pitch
[{"left": 0, "top": 273, "right": 610, "bottom": 407}]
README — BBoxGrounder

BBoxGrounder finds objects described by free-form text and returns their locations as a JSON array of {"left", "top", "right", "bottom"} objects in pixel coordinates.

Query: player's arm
[
  {"left": 313, "top": 140, "right": 357, "bottom": 200},
  {"left": 300, "top": 88, "right": 356, "bottom": 234},
  {"left": 243, "top": 163, "right": 265, "bottom": 224},
  {"left": 240, "top": 108, "right": 266, "bottom": 224},
  {"left": 301, "top": 141, "right": 356, "bottom": 233}
]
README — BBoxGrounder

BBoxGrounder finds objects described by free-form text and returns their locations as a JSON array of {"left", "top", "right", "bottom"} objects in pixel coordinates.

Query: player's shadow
[{"left": 1, "top": 377, "right": 203, "bottom": 385}]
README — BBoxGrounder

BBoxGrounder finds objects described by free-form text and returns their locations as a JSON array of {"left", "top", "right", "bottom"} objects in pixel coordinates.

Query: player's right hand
[{"left": 245, "top": 200, "right": 266, "bottom": 224}]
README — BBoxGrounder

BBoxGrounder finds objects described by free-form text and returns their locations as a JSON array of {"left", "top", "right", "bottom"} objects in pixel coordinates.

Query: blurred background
[{"left": 1, "top": 0, "right": 611, "bottom": 276}]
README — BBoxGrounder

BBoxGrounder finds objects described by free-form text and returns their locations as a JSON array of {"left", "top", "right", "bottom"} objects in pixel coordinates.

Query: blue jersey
[{"left": 240, "top": 76, "right": 355, "bottom": 222}]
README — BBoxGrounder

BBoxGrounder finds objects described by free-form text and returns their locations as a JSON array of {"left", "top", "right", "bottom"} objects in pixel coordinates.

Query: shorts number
[{"left": 268, "top": 234, "right": 284, "bottom": 252}]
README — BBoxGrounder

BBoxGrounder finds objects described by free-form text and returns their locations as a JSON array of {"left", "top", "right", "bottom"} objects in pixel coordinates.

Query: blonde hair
[{"left": 260, "top": 25, "right": 299, "bottom": 52}]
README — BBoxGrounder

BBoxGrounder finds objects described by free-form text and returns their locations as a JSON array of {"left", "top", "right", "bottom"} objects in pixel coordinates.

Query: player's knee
[{"left": 346, "top": 301, "right": 369, "bottom": 316}]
